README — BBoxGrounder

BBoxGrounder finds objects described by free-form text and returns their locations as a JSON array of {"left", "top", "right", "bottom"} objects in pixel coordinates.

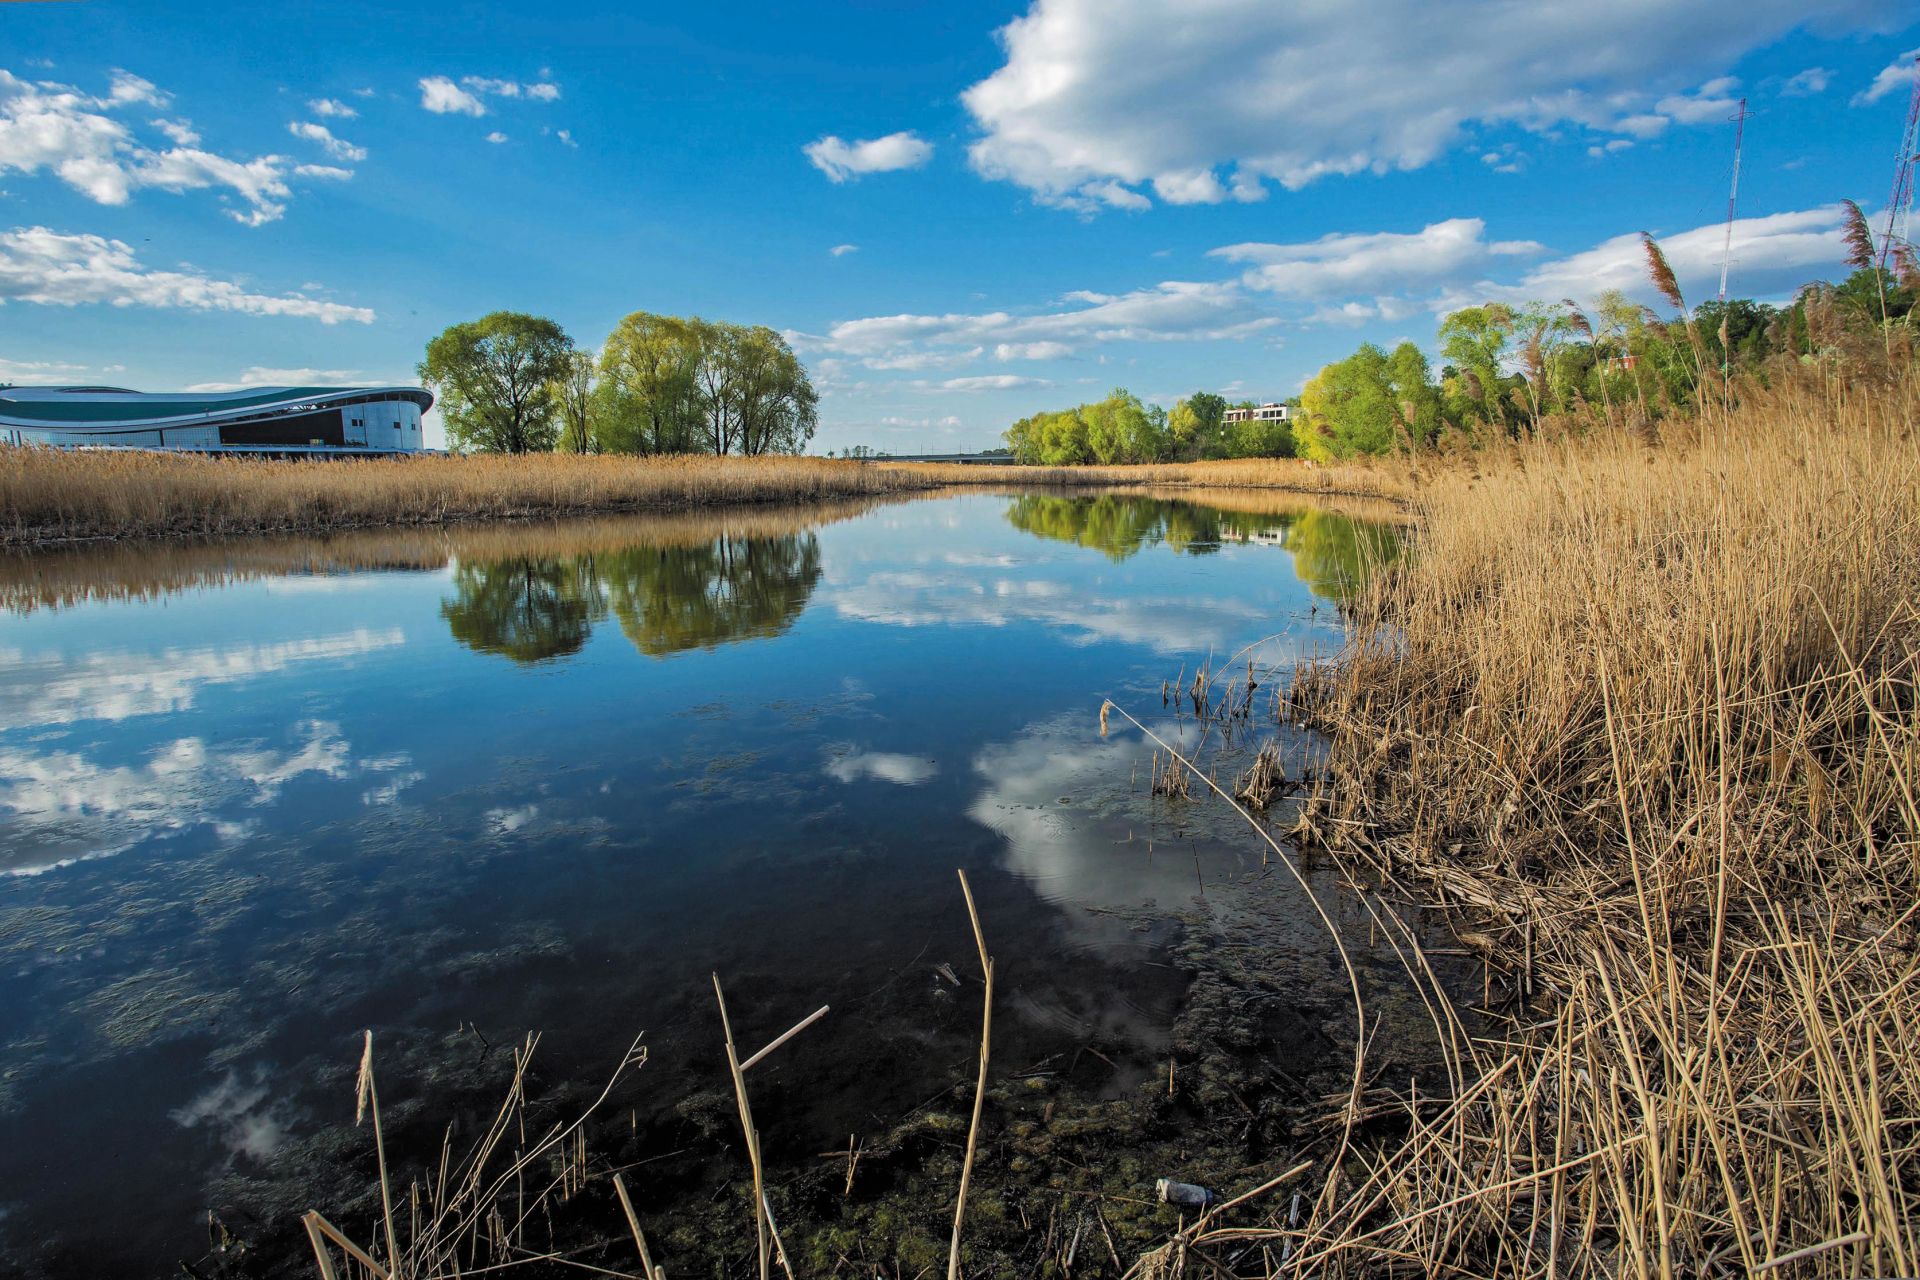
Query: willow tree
[
  {"left": 598, "top": 312, "right": 700, "bottom": 454},
  {"left": 731, "top": 326, "right": 819, "bottom": 456},
  {"left": 418, "top": 311, "right": 574, "bottom": 454}
]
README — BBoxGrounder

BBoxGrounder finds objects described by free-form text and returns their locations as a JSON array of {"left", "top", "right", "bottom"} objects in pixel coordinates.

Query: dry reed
[
  {"left": 0, "top": 448, "right": 1411, "bottom": 548},
  {"left": 1258, "top": 355, "right": 1920, "bottom": 1277}
]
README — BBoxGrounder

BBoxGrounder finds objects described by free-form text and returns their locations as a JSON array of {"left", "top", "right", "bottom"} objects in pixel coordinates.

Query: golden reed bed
[
  {"left": 0, "top": 447, "right": 1409, "bottom": 548},
  {"left": 1263, "top": 357, "right": 1920, "bottom": 1277}
]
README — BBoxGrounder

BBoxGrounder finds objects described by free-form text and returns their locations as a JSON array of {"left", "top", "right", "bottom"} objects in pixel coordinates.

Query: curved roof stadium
[{"left": 0, "top": 385, "right": 434, "bottom": 454}]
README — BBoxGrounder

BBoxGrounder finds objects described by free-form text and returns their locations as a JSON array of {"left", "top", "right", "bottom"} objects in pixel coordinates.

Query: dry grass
[
  {"left": 1254, "top": 357, "right": 1920, "bottom": 1276},
  {"left": 880, "top": 455, "right": 1414, "bottom": 502},
  {"left": 0, "top": 450, "right": 936, "bottom": 547},
  {"left": 0, "top": 448, "right": 1412, "bottom": 548}
]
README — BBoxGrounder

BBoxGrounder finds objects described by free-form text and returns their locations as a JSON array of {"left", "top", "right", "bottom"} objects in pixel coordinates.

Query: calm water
[{"left": 0, "top": 490, "right": 1400, "bottom": 1276}]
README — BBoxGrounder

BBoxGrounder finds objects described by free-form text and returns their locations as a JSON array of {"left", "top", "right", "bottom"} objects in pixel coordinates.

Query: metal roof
[{"left": 0, "top": 385, "right": 433, "bottom": 427}]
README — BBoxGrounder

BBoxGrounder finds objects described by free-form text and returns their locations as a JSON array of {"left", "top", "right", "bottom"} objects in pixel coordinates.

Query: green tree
[
  {"left": 1167, "top": 391, "right": 1227, "bottom": 457},
  {"left": 553, "top": 350, "right": 597, "bottom": 454},
  {"left": 731, "top": 326, "right": 819, "bottom": 456},
  {"left": 1438, "top": 303, "right": 1517, "bottom": 433},
  {"left": 597, "top": 311, "right": 700, "bottom": 454},
  {"left": 419, "top": 311, "right": 574, "bottom": 454},
  {"left": 1299, "top": 344, "right": 1401, "bottom": 459}
]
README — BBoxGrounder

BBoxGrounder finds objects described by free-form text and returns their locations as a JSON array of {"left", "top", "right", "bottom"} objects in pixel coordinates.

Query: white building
[
  {"left": 0, "top": 385, "right": 433, "bottom": 453},
  {"left": 1222, "top": 402, "right": 1292, "bottom": 425}
]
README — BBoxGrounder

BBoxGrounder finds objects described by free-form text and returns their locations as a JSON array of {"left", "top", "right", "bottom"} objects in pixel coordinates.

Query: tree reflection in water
[
  {"left": 440, "top": 532, "right": 822, "bottom": 663},
  {"left": 1003, "top": 492, "right": 1399, "bottom": 599}
]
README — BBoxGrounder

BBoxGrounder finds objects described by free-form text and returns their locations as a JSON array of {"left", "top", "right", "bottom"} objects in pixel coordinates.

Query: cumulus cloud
[
  {"left": 485, "top": 130, "right": 508, "bottom": 144},
  {"left": 418, "top": 75, "right": 486, "bottom": 116},
  {"left": 961, "top": 0, "right": 1889, "bottom": 209},
  {"left": 1855, "top": 49, "right": 1920, "bottom": 105},
  {"left": 1654, "top": 76, "right": 1744, "bottom": 124},
  {"left": 1781, "top": 67, "right": 1832, "bottom": 96},
  {"left": 420, "top": 75, "right": 562, "bottom": 116},
  {"left": 287, "top": 120, "right": 366, "bottom": 162},
  {"left": 1470, "top": 206, "right": 1852, "bottom": 309},
  {"left": 308, "top": 97, "right": 357, "bottom": 119},
  {"left": 0, "top": 69, "right": 338, "bottom": 224},
  {"left": 1212, "top": 218, "right": 1542, "bottom": 300},
  {"left": 816, "top": 279, "right": 1277, "bottom": 370},
  {"left": 0, "top": 226, "right": 375, "bottom": 323},
  {"left": 803, "top": 130, "right": 933, "bottom": 182}
]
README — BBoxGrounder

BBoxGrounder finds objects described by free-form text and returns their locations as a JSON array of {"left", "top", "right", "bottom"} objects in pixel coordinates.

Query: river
[{"left": 0, "top": 488, "right": 1422, "bottom": 1277}]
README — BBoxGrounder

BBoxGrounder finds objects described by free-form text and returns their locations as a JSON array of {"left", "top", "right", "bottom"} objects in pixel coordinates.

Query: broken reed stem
[
  {"left": 739, "top": 1005, "right": 830, "bottom": 1073},
  {"left": 711, "top": 973, "right": 772, "bottom": 1280},
  {"left": 355, "top": 1031, "right": 404, "bottom": 1276},
  {"left": 949, "top": 869, "right": 994, "bottom": 1280},
  {"left": 611, "top": 1173, "right": 661, "bottom": 1280}
]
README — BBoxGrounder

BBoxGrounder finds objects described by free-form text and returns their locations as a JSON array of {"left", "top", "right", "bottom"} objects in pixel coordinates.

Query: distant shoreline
[{"left": 0, "top": 450, "right": 1410, "bottom": 550}]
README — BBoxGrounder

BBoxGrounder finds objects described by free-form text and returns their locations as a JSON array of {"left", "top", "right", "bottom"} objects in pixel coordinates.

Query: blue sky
[{"left": 2, "top": 0, "right": 1917, "bottom": 453}]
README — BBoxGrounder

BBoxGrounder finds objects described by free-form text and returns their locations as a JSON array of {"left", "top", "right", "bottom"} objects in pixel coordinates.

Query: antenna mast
[
  {"left": 1879, "top": 54, "right": 1920, "bottom": 271},
  {"left": 1718, "top": 98, "right": 1747, "bottom": 303}
]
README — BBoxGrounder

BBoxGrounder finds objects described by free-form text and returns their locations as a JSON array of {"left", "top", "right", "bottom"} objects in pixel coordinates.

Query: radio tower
[
  {"left": 1880, "top": 53, "right": 1920, "bottom": 271},
  {"left": 1718, "top": 98, "right": 1748, "bottom": 303}
]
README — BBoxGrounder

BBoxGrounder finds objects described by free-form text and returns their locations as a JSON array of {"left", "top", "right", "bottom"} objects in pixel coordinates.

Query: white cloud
[
  {"left": 803, "top": 130, "right": 933, "bottom": 182},
  {"left": 554, "top": 128, "right": 577, "bottom": 148},
  {"left": 485, "top": 130, "right": 508, "bottom": 144},
  {"left": 817, "top": 279, "right": 1277, "bottom": 367},
  {"left": 103, "top": 70, "right": 165, "bottom": 108},
  {"left": 183, "top": 366, "right": 363, "bottom": 391},
  {"left": 1855, "top": 49, "right": 1920, "bottom": 105},
  {"left": 308, "top": 97, "right": 358, "bottom": 119},
  {"left": 293, "top": 163, "right": 352, "bottom": 180},
  {"left": 150, "top": 117, "right": 199, "bottom": 145},
  {"left": 1473, "top": 205, "right": 1852, "bottom": 309},
  {"left": 935, "top": 374, "right": 1052, "bottom": 391},
  {"left": 0, "top": 355, "right": 86, "bottom": 381},
  {"left": 421, "top": 75, "right": 562, "bottom": 116},
  {"left": 418, "top": 75, "right": 486, "bottom": 116},
  {"left": 287, "top": 120, "right": 366, "bottom": 163},
  {"left": 462, "top": 76, "right": 522, "bottom": 98},
  {"left": 0, "top": 227, "right": 375, "bottom": 323},
  {"left": 861, "top": 347, "right": 983, "bottom": 371},
  {"left": 1781, "top": 67, "right": 1832, "bottom": 96},
  {"left": 0, "top": 69, "right": 335, "bottom": 225},
  {"left": 1654, "top": 76, "right": 1743, "bottom": 124},
  {"left": 961, "top": 0, "right": 1890, "bottom": 209},
  {"left": 1213, "top": 218, "right": 1542, "bottom": 300},
  {"left": 994, "top": 341, "right": 1073, "bottom": 360},
  {"left": 829, "top": 243, "right": 859, "bottom": 257}
]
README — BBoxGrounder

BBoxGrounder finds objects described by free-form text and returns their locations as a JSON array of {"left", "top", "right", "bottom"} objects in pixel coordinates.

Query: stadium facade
[{"left": 0, "top": 385, "right": 434, "bottom": 454}]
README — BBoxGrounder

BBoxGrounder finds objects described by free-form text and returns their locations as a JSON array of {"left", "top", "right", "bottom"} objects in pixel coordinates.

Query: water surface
[{"left": 0, "top": 489, "right": 1400, "bottom": 1275}]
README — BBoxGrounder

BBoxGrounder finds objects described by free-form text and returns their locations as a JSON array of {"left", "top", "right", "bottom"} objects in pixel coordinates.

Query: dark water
[{"left": 0, "top": 489, "right": 1402, "bottom": 1276}]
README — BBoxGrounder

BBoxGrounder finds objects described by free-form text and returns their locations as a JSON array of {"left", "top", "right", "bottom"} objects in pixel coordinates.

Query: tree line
[
  {"left": 1003, "top": 203, "right": 1916, "bottom": 467},
  {"left": 1295, "top": 206, "right": 1914, "bottom": 461},
  {"left": 1002, "top": 388, "right": 1298, "bottom": 465},
  {"left": 419, "top": 310, "right": 818, "bottom": 456}
]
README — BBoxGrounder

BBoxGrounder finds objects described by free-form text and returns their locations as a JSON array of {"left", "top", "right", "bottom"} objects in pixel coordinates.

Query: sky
[{"left": 1, "top": 0, "right": 1917, "bottom": 454}]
